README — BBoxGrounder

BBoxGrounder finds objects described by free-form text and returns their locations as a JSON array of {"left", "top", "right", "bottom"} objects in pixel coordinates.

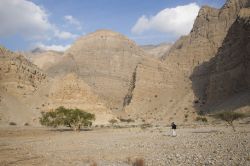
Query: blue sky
[{"left": 0, "top": 0, "right": 226, "bottom": 51}]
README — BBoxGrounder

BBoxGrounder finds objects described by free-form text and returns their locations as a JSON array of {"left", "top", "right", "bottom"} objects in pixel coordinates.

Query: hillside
[
  {"left": 0, "top": 46, "right": 46, "bottom": 124},
  {"left": 141, "top": 43, "right": 172, "bottom": 59}
]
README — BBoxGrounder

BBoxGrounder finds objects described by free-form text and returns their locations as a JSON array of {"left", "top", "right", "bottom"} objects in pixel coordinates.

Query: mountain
[
  {"left": 46, "top": 30, "right": 147, "bottom": 111},
  {"left": 141, "top": 43, "right": 172, "bottom": 59},
  {"left": 123, "top": 0, "right": 250, "bottom": 122}
]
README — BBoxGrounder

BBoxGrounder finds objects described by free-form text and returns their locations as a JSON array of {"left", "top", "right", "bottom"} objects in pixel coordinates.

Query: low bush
[
  {"left": 140, "top": 123, "right": 152, "bottom": 129},
  {"left": 195, "top": 116, "right": 208, "bottom": 122},
  {"left": 23, "top": 122, "right": 29, "bottom": 126},
  {"left": 9, "top": 122, "right": 16, "bottom": 125},
  {"left": 109, "top": 119, "right": 118, "bottom": 126},
  {"left": 119, "top": 118, "right": 135, "bottom": 123},
  {"left": 133, "top": 158, "right": 145, "bottom": 166},
  {"left": 212, "top": 111, "right": 246, "bottom": 131}
]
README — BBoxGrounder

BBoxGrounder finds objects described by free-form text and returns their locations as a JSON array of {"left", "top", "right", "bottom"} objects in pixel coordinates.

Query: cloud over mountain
[
  {"left": 132, "top": 3, "right": 200, "bottom": 36},
  {"left": 64, "top": 15, "right": 82, "bottom": 30}
]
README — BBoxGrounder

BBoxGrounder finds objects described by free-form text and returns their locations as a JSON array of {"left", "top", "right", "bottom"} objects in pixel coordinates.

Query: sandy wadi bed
[{"left": 0, "top": 125, "right": 249, "bottom": 166}]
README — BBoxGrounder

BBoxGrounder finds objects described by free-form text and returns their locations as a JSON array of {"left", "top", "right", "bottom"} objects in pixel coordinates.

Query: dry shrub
[
  {"left": 133, "top": 158, "right": 145, "bottom": 166},
  {"left": 24, "top": 122, "right": 29, "bottom": 126},
  {"left": 212, "top": 111, "right": 246, "bottom": 131},
  {"left": 90, "top": 161, "right": 97, "bottom": 166},
  {"left": 195, "top": 116, "right": 208, "bottom": 122},
  {"left": 9, "top": 122, "right": 16, "bottom": 125}
]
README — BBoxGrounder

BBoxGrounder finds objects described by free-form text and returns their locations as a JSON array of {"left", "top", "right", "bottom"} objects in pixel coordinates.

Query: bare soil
[{"left": 0, "top": 124, "right": 249, "bottom": 166}]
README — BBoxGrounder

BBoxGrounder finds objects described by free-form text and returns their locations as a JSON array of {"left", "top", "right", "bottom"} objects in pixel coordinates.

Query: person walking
[{"left": 171, "top": 122, "right": 177, "bottom": 137}]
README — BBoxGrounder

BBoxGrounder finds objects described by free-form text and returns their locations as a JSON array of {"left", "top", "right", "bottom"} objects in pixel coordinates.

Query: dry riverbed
[{"left": 0, "top": 124, "right": 249, "bottom": 166}]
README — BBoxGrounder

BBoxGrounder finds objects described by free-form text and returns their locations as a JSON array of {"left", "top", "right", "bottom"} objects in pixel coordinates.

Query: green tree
[
  {"left": 212, "top": 111, "right": 245, "bottom": 131},
  {"left": 40, "top": 106, "right": 95, "bottom": 131}
]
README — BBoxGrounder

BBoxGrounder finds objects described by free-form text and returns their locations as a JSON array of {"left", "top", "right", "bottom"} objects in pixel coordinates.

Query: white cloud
[
  {"left": 0, "top": 0, "right": 78, "bottom": 40},
  {"left": 132, "top": 3, "right": 200, "bottom": 36},
  {"left": 35, "top": 43, "right": 71, "bottom": 52},
  {"left": 64, "top": 15, "right": 82, "bottom": 30},
  {"left": 54, "top": 29, "right": 78, "bottom": 39}
]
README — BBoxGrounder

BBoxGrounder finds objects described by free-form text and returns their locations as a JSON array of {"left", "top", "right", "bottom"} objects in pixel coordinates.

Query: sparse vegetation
[
  {"left": 9, "top": 122, "right": 16, "bottom": 125},
  {"left": 119, "top": 118, "right": 135, "bottom": 123},
  {"left": 90, "top": 161, "right": 97, "bottom": 166},
  {"left": 194, "top": 100, "right": 199, "bottom": 104},
  {"left": 212, "top": 111, "right": 246, "bottom": 131},
  {"left": 39, "top": 106, "right": 95, "bottom": 131},
  {"left": 140, "top": 123, "right": 152, "bottom": 130},
  {"left": 23, "top": 122, "right": 29, "bottom": 126},
  {"left": 195, "top": 116, "right": 208, "bottom": 122},
  {"left": 133, "top": 158, "right": 145, "bottom": 166},
  {"left": 109, "top": 119, "right": 118, "bottom": 126}
]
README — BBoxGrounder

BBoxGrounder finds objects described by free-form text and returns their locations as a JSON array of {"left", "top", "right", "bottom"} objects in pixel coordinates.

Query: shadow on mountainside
[{"left": 190, "top": 15, "right": 250, "bottom": 114}]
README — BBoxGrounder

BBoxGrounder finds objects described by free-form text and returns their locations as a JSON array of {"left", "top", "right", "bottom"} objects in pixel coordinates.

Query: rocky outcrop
[
  {"left": 191, "top": 7, "right": 250, "bottom": 113},
  {"left": 123, "top": 65, "right": 137, "bottom": 108}
]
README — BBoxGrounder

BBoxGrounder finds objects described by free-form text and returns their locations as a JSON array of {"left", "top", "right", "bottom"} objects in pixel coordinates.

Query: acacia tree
[
  {"left": 213, "top": 111, "right": 245, "bottom": 131},
  {"left": 109, "top": 119, "right": 118, "bottom": 126},
  {"left": 40, "top": 106, "right": 95, "bottom": 131}
]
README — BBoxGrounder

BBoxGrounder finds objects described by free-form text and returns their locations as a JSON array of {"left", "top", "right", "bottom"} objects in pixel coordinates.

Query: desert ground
[{"left": 0, "top": 123, "right": 249, "bottom": 166}]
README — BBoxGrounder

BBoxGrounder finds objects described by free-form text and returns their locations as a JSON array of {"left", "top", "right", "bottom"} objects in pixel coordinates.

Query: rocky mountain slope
[
  {"left": 141, "top": 43, "right": 172, "bottom": 59},
  {"left": 46, "top": 30, "right": 147, "bottom": 111},
  {"left": 123, "top": 0, "right": 250, "bottom": 122},
  {"left": 0, "top": 46, "right": 46, "bottom": 124},
  {"left": 191, "top": 7, "right": 250, "bottom": 113},
  {"left": 0, "top": 46, "right": 113, "bottom": 125},
  {"left": 26, "top": 50, "right": 63, "bottom": 71}
]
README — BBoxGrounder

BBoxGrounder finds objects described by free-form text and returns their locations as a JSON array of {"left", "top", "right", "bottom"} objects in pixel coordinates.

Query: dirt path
[{"left": 0, "top": 125, "right": 249, "bottom": 166}]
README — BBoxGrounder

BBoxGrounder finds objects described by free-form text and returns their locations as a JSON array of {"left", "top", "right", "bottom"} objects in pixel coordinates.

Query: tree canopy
[{"left": 40, "top": 106, "right": 95, "bottom": 131}]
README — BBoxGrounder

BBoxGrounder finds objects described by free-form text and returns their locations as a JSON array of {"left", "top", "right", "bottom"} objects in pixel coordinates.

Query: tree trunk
[
  {"left": 229, "top": 122, "right": 236, "bottom": 132},
  {"left": 78, "top": 124, "right": 81, "bottom": 131}
]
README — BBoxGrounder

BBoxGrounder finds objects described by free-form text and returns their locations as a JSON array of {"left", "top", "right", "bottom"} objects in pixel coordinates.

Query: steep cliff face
[
  {"left": 124, "top": 0, "right": 250, "bottom": 122},
  {"left": 192, "top": 8, "right": 250, "bottom": 112},
  {"left": 163, "top": 0, "right": 250, "bottom": 67},
  {"left": 47, "top": 30, "right": 146, "bottom": 110}
]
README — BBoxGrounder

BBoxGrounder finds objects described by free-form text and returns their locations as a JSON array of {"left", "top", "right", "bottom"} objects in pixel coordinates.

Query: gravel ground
[{"left": 0, "top": 124, "right": 249, "bottom": 166}]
